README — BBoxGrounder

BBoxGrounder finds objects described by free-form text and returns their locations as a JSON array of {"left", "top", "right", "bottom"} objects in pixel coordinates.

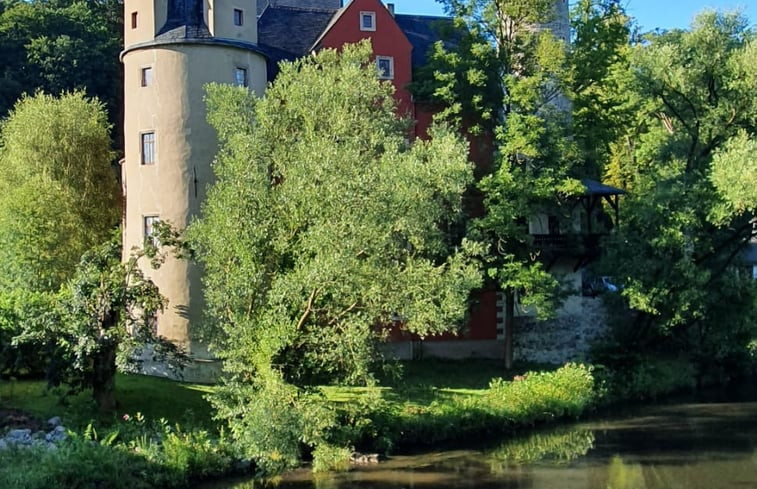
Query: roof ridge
[
  {"left": 394, "top": 13, "right": 452, "bottom": 20},
  {"left": 265, "top": 5, "right": 339, "bottom": 14}
]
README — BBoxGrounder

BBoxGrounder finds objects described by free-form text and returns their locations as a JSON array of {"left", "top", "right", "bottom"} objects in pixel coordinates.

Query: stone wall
[
  {"left": 382, "top": 295, "right": 609, "bottom": 364},
  {"left": 513, "top": 296, "right": 608, "bottom": 364}
]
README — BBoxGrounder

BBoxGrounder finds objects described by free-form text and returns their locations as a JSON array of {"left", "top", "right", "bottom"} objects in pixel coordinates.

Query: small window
[
  {"left": 131, "top": 11, "right": 138, "bottom": 29},
  {"left": 233, "top": 8, "right": 243, "bottom": 26},
  {"left": 234, "top": 67, "right": 248, "bottom": 87},
  {"left": 360, "top": 11, "right": 376, "bottom": 31},
  {"left": 141, "top": 66, "right": 152, "bottom": 87},
  {"left": 376, "top": 56, "right": 394, "bottom": 80},
  {"left": 143, "top": 215, "right": 160, "bottom": 246},
  {"left": 141, "top": 132, "right": 155, "bottom": 165}
]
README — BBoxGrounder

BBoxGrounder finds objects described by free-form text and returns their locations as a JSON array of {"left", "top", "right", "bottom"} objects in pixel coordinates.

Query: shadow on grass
[{"left": 0, "top": 373, "right": 216, "bottom": 430}]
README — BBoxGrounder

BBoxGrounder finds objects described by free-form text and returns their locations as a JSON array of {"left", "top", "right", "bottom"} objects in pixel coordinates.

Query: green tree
[
  {"left": 190, "top": 41, "right": 481, "bottom": 470},
  {"left": 570, "top": 0, "right": 634, "bottom": 178},
  {"left": 15, "top": 227, "right": 187, "bottom": 411},
  {"left": 597, "top": 11, "right": 757, "bottom": 377},
  {"left": 417, "top": 0, "right": 582, "bottom": 368},
  {"left": 0, "top": 0, "right": 123, "bottom": 131},
  {"left": 0, "top": 91, "right": 121, "bottom": 292}
]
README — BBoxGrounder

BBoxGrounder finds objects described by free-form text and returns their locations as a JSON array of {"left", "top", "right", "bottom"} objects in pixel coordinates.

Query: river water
[{"left": 204, "top": 397, "right": 757, "bottom": 489}]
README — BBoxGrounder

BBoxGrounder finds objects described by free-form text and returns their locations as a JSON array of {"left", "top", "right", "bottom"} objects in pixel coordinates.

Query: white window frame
[
  {"left": 140, "top": 66, "right": 152, "bottom": 87},
  {"left": 233, "top": 8, "right": 243, "bottom": 26},
  {"left": 360, "top": 11, "right": 376, "bottom": 31},
  {"left": 376, "top": 56, "right": 394, "bottom": 80},
  {"left": 140, "top": 131, "right": 155, "bottom": 165},
  {"left": 234, "top": 66, "right": 248, "bottom": 87},
  {"left": 143, "top": 215, "right": 160, "bottom": 246}
]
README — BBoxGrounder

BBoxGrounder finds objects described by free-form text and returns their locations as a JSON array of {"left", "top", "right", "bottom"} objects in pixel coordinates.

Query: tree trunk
[
  {"left": 504, "top": 288, "right": 515, "bottom": 371},
  {"left": 93, "top": 341, "right": 117, "bottom": 412}
]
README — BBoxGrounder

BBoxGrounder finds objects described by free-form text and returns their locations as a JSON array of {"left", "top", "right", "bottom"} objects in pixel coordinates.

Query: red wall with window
[{"left": 316, "top": 0, "right": 414, "bottom": 133}]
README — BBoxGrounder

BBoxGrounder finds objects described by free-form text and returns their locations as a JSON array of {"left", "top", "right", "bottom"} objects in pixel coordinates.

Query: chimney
[{"left": 387, "top": 3, "right": 394, "bottom": 16}]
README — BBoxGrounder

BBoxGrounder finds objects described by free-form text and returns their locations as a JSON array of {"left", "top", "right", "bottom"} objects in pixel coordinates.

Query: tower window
[
  {"left": 141, "top": 132, "right": 155, "bottom": 165},
  {"left": 131, "top": 11, "right": 138, "bottom": 29},
  {"left": 143, "top": 215, "right": 160, "bottom": 246},
  {"left": 141, "top": 66, "right": 152, "bottom": 87},
  {"left": 376, "top": 56, "right": 394, "bottom": 80},
  {"left": 234, "top": 67, "right": 248, "bottom": 87},
  {"left": 360, "top": 11, "right": 376, "bottom": 31},
  {"left": 233, "top": 8, "right": 243, "bottom": 26}
]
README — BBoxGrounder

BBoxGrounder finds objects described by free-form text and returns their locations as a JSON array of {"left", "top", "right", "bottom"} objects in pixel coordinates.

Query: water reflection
[{"left": 201, "top": 401, "right": 757, "bottom": 489}]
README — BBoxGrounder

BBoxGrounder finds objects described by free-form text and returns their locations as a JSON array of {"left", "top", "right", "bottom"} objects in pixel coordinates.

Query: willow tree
[
  {"left": 0, "top": 91, "right": 121, "bottom": 292},
  {"left": 190, "top": 41, "right": 481, "bottom": 470}
]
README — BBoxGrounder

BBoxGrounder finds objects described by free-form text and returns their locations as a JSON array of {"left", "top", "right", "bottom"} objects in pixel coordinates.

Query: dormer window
[
  {"left": 360, "top": 11, "right": 376, "bottom": 31},
  {"left": 233, "top": 8, "right": 243, "bottom": 26}
]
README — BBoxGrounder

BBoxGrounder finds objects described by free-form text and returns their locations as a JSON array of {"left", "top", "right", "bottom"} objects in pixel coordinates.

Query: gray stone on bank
[
  {"left": 1, "top": 420, "right": 68, "bottom": 451},
  {"left": 6, "top": 429, "right": 32, "bottom": 446}
]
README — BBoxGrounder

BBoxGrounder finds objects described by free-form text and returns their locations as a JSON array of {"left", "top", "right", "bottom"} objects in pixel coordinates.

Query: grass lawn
[
  {"left": 1, "top": 359, "right": 558, "bottom": 434},
  {"left": 0, "top": 373, "right": 215, "bottom": 429},
  {"left": 322, "top": 358, "right": 556, "bottom": 407}
]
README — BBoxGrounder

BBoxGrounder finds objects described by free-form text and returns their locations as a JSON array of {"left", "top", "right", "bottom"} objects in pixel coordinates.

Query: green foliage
[
  {"left": 0, "top": 438, "right": 157, "bottom": 489},
  {"left": 421, "top": 0, "right": 582, "bottom": 341},
  {"left": 485, "top": 363, "right": 597, "bottom": 421},
  {"left": 311, "top": 443, "right": 352, "bottom": 473},
  {"left": 711, "top": 129, "right": 757, "bottom": 216},
  {"left": 0, "top": 0, "right": 123, "bottom": 126},
  {"left": 595, "top": 356, "right": 696, "bottom": 401},
  {"left": 210, "top": 375, "right": 336, "bottom": 475},
  {"left": 570, "top": 0, "right": 634, "bottom": 177},
  {"left": 596, "top": 11, "right": 757, "bottom": 376},
  {"left": 0, "top": 91, "right": 120, "bottom": 292},
  {"left": 363, "top": 363, "right": 599, "bottom": 449},
  {"left": 0, "top": 415, "right": 238, "bottom": 489},
  {"left": 9, "top": 228, "right": 187, "bottom": 411},
  {"left": 192, "top": 40, "right": 480, "bottom": 388},
  {"left": 0, "top": 289, "right": 55, "bottom": 376}
]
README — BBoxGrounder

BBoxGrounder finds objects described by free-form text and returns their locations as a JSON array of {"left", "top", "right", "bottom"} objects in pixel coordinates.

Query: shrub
[
  {"left": 311, "top": 443, "right": 351, "bottom": 473},
  {"left": 0, "top": 438, "right": 161, "bottom": 489},
  {"left": 597, "top": 356, "right": 696, "bottom": 401},
  {"left": 0, "top": 289, "right": 56, "bottom": 377},
  {"left": 486, "top": 363, "right": 598, "bottom": 422}
]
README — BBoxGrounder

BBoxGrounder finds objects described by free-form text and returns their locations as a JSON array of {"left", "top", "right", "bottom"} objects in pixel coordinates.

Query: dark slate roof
[
  {"left": 581, "top": 179, "right": 626, "bottom": 196},
  {"left": 395, "top": 14, "right": 455, "bottom": 69},
  {"left": 156, "top": 0, "right": 211, "bottom": 40},
  {"left": 258, "top": 5, "right": 338, "bottom": 79}
]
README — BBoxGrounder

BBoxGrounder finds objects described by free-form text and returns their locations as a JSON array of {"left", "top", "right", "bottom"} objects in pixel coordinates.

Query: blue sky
[{"left": 388, "top": 0, "right": 756, "bottom": 31}]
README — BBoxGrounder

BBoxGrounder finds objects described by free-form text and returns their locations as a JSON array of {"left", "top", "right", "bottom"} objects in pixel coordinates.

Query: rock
[
  {"left": 6, "top": 428, "right": 32, "bottom": 445},
  {"left": 46, "top": 425, "right": 68, "bottom": 443},
  {"left": 350, "top": 452, "right": 380, "bottom": 464},
  {"left": 47, "top": 416, "right": 62, "bottom": 428}
]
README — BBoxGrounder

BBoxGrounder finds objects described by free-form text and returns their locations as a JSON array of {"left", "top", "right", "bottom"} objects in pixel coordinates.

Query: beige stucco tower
[{"left": 121, "top": 0, "right": 266, "bottom": 380}]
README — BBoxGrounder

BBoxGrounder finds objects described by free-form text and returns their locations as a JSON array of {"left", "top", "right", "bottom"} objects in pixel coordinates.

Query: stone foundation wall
[
  {"left": 383, "top": 296, "right": 609, "bottom": 364},
  {"left": 513, "top": 296, "right": 608, "bottom": 364}
]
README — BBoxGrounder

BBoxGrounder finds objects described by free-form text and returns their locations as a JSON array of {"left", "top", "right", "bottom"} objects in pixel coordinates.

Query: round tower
[{"left": 121, "top": 0, "right": 266, "bottom": 380}]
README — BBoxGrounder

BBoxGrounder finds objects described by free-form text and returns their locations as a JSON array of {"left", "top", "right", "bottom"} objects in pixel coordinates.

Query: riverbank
[{"left": 0, "top": 358, "right": 701, "bottom": 488}]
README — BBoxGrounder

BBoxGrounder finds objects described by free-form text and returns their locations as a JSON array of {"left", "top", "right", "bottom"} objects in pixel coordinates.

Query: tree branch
[{"left": 296, "top": 288, "right": 320, "bottom": 330}]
